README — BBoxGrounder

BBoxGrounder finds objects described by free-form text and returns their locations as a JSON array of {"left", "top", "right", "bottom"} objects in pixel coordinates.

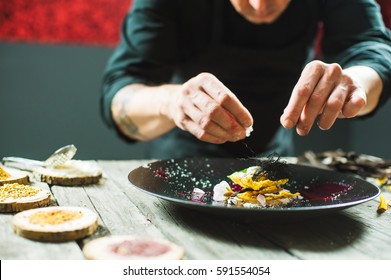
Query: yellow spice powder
[
  {"left": 29, "top": 210, "right": 83, "bottom": 225},
  {"left": 0, "top": 167, "right": 11, "bottom": 180},
  {"left": 0, "top": 183, "right": 39, "bottom": 201}
]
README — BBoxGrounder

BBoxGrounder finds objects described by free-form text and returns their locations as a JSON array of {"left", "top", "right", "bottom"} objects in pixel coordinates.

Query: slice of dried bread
[
  {"left": 0, "top": 166, "right": 29, "bottom": 186},
  {"left": 0, "top": 183, "right": 51, "bottom": 213},
  {"left": 33, "top": 160, "right": 102, "bottom": 186},
  {"left": 83, "top": 235, "right": 185, "bottom": 260},
  {"left": 13, "top": 206, "right": 98, "bottom": 242}
]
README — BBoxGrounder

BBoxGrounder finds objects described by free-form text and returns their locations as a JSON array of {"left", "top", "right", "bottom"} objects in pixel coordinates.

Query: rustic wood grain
[
  {"left": 94, "top": 161, "right": 297, "bottom": 259},
  {"left": 1, "top": 160, "right": 390, "bottom": 260},
  {"left": 0, "top": 181, "right": 84, "bottom": 259}
]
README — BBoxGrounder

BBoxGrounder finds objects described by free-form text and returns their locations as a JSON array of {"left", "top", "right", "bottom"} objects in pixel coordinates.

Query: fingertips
[
  {"left": 280, "top": 113, "right": 295, "bottom": 129},
  {"left": 296, "top": 123, "right": 311, "bottom": 136},
  {"left": 198, "top": 73, "right": 252, "bottom": 127},
  {"left": 280, "top": 110, "right": 315, "bottom": 136},
  {"left": 342, "top": 91, "right": 366, "bottom": 118}
]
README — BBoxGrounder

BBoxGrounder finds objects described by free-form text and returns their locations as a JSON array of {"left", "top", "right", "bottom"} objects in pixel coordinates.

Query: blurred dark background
[{"left": 1, "top": 0, "right": 390, "bottom": 160}]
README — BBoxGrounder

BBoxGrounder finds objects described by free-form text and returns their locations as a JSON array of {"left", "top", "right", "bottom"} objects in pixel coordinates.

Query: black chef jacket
[{"left": 101, "top": 0, "right": 391, "bottom": 159}]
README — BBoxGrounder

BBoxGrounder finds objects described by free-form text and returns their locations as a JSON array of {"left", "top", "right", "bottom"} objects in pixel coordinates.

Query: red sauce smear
[
  {"left": 301, "top": 183, "right": 353, "bottom": 201},
  {"left": 111, "top": 240, "right": 170, "bottom": 257}
]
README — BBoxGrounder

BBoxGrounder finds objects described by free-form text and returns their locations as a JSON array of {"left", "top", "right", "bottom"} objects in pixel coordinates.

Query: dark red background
[
  {"left": 0, "top": 0, "right": 388, "bottom": 47},
  {"left": 378, "top": 0, "right": 391, "bottom": 28},
  {"left": 0, "top": 0, "right": 132, "bottom": 47}
]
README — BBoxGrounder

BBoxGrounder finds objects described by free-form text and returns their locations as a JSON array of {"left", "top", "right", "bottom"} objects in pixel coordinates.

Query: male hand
[
  {"left": 280, "top": 60, "right": 367, "bottom": 136},
  {"left": 167, "top": 73, "right": 253, "bottom": 144}
]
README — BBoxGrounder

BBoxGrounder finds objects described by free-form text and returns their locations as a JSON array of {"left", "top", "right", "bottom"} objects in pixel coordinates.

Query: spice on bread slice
[
  {"left": 83, "top": 235, "right": 185, "bottom": 260},
  {"left": 33, "top": 160, "right": 102, "bottom": 186},
  {"left": 0, "top": 166, "right": 11, "bottom": 180},
  {"left": 0, "top": 166, "right": 30, "bottom": 186},
  {"left": 13, "top": 206, "right": 98, "bottom": 242},
  {"left": 0, "top": 183, "right": 51, "bottom": 213}
]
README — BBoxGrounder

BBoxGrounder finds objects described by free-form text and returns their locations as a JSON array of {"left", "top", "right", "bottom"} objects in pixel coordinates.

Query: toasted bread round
[
  {"left": 83, "top": 235, "right": 184, "bottom": 260},
  {"left": 13, "top": 206, "right": 98, "bottom": 242},
  {"left": 0, "top": 183, "right": 51, "bottom": 213},
  {"left": 0, "top": 167, "right": 30, "bottom": 186},
  {"left": 33, "top": 160, "right": 102, "bottom": 186}
]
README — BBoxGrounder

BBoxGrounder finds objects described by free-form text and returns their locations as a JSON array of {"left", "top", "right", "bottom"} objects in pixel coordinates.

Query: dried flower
[{"left": 377, "top": 195, "right": 388, "bottom": 213}]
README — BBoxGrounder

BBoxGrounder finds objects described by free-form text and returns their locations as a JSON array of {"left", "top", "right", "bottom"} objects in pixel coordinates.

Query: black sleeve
[
  {"left": 100, "top": 0, "right": 179, "bottom": 129},
  {"left": 321, "top": 0, "right": 391, "bottom": 110}
]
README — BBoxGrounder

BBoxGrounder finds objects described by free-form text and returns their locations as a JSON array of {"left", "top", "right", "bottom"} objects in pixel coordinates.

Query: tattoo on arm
[{"left": 116, "top": 95, "right": 148, "bottom": 140}]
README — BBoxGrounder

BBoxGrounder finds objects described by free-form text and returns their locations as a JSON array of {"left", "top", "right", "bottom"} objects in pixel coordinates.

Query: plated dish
[{"left": 128, "top": 157, "right": 380, "bottom": 220}]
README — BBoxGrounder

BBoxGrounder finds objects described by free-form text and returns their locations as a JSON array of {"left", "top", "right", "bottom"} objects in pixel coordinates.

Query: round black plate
[{"left": 128, "top": 158, "right": 380, "bottom": 220}]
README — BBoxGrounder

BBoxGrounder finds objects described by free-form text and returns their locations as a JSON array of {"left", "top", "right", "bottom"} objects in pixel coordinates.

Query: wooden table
[{"left": 1, "top": 159, "right": 390, "bottom": 260}]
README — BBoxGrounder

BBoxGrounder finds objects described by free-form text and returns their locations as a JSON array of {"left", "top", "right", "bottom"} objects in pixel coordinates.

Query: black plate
[{"left": 128, "top": 158, "right": 380, "bottom": 220}]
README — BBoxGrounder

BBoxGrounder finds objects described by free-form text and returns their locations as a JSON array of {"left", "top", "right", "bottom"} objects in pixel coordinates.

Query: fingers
[
  {"left": 296, "top": 63, "right": 342, "bottom": 134},
  {"left": 180, "top": 117, "right": 237, "bottom": 144},
  {"left": 200, "top": 73, "right": 253, "bottom": 129},
  {"left": 281, "top": 61, "right": 326, "bottom": 131},
  {"left": 316, "top": 85, "right": 348, "bottom": 130},
  {"left": 176, "top": 73, "right": 253, "bottom": 144},
  {"left": 281, "top": 61, "right": 367, "bottom": 136},
  {"left": 180, "top": 92, "right": 242, "bottom": 143},
  {"left": 189, "top": 88, "right": 243, "bottom": 135},
  {"left": 341, "top": 88, "right": 366, "bottom": 118}
]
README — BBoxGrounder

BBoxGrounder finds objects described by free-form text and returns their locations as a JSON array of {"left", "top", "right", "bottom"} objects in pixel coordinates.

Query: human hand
[
  {"left": 167, "top": 73, "right": 253, "bottom": 144},
  {"left": 280, "top": 60, "right": 367, "bottom": 136}
]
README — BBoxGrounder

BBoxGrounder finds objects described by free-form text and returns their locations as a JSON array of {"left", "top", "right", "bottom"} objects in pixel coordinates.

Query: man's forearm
[{"left": 111, "top": 84, "right": 178, "bottom": 141}]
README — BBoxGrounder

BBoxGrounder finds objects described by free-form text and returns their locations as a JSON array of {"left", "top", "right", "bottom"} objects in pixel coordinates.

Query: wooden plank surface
[
  {"left": 94, "top": 160, "right": 391, "bottom": 260},
  {"left": 0, "top": 179, "right": 84, "bottom": 260},
  {"left": 96, "top": 160, "right": 296, "bottom": 260},
  {"left": 1, "top": 160, "right": 390, "bottom": 260}
]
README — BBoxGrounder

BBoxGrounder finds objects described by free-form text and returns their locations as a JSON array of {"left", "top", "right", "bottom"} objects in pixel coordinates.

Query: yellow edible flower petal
[
  {"left": 376, "top": 177, "right": 388, "bottom": 186},
  {"left": 377, "top": 195, "right": 388, "bottom": 213},
  {"left": 237, "top": 191, "right": 258, "bottom": 203},
  {"left": 264, "top": 191, "right": 301, "bottom": 200},
  {"left": 228, "top": 173, "right": 288, "bottom": 191}
]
